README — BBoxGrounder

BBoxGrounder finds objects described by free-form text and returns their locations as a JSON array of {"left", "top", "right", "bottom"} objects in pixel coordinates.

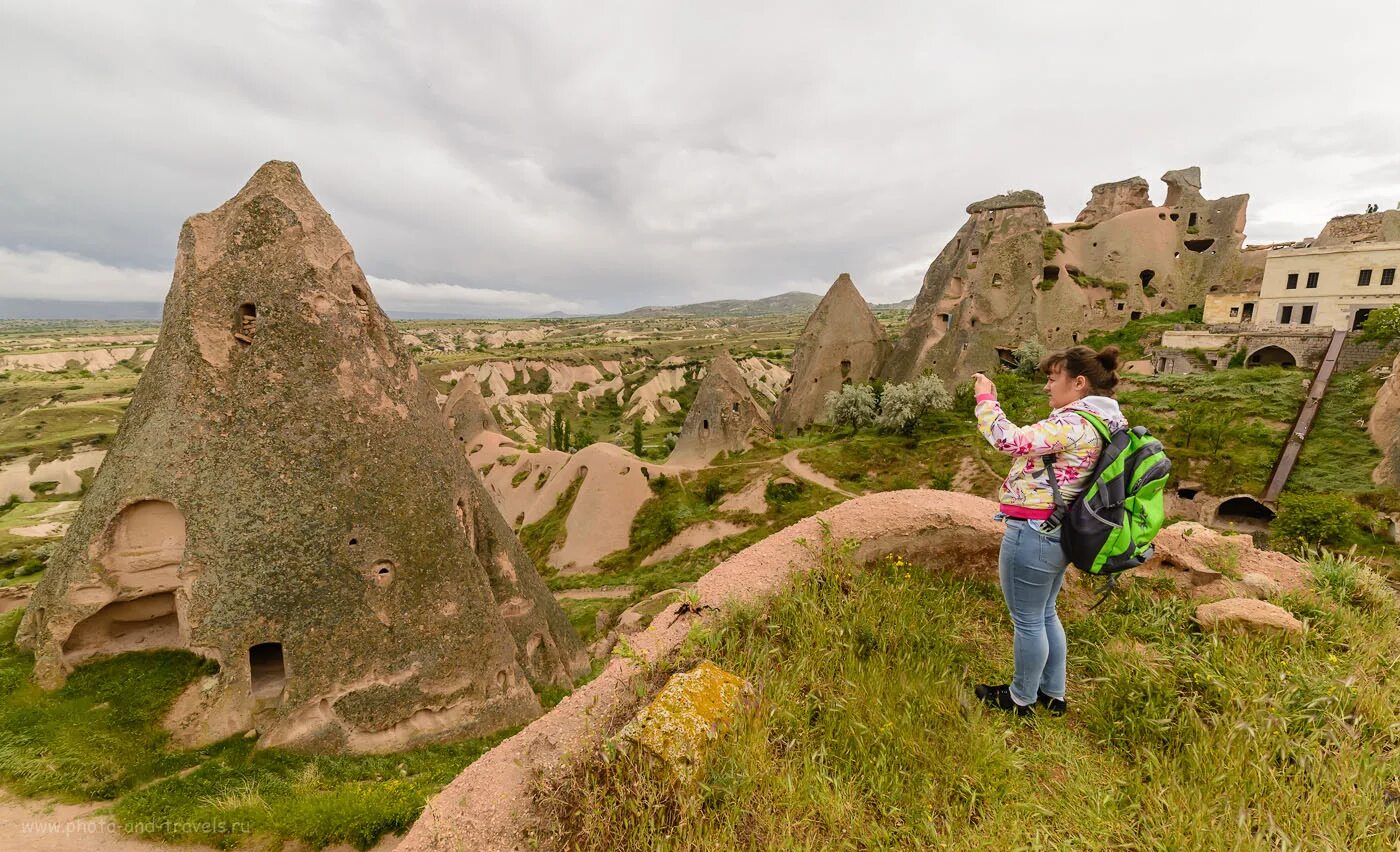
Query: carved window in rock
[
  {"left": 234, "top": 303, "right": 256, "bottom": 346},
  {"left": 1187, "top": 212, "right": 1198, "bottom": 227}
]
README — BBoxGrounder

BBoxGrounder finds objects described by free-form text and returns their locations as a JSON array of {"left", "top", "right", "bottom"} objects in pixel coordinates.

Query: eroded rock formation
[
  {"left": 443, "top": 375, "right": 499, "bottom": 443},
  {"left": 1312, "top": 209, "right": 1400, "bottom": 247},
  {"left": 773, "top": 274, "right": 890, "bottom": 431},
  {"left": 886, "top": 169, "right": 1261, "bottom": 384},
  {"left": 1075, "top": 177, "right": 1152, "bottom": 226},
  {"left": 17, "top": 161, "right": 586, "bottom": 753},
  {"left": 669, "top": 352, "right": 771, "bottom": 465},
  {"left": 1369, "top": 352, "right": 1400, "bottom": 487}
]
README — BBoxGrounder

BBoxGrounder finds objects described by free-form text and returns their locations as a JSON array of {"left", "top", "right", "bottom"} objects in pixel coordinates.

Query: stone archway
[
  {"left": 1211, "top": 495, "right": 1275, "bottom": 532},
  {"left": 1245, "top": 345, "right": 1298, "bottom": 368}
]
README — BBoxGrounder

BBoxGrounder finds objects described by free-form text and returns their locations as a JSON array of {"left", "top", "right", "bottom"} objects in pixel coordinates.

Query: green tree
[
  {"left": 1359, "top": 305, "right": 1400, "bottom": 343},
  {"left": 1013, "top": 338, "right": 1047, "bottom": 378},
  {"left": 631, "top": 418, "right": 644, "bottom": 456},
  {"left": 874, "top": 375, "right": 953, "bottom": 436},
  {"left": 825, "top": 384, "right": 877, "bottom": 434}
]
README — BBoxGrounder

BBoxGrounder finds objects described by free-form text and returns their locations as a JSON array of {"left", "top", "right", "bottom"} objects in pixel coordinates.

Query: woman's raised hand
[{"left": 972, "top": 372, "right": 996, "bottom": 399}]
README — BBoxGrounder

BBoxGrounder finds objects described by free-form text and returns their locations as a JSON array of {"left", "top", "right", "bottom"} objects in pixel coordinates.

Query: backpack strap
[{"left": 1043, "top": 409, "right": 1113, "bottom": 524}]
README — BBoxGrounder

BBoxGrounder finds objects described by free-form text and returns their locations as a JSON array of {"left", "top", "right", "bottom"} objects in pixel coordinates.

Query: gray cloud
[{"left": 3, "top": 1, "right": 1399, "bottom": 314}]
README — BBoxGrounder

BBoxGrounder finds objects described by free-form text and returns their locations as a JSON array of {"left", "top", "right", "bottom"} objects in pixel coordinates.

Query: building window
[
  {"left": 1306, "top": 272, "right": 1319, "bottom": 288},
  {"left": 1286, "top": 273, "right": 1298, "bottom": 289},
  {"left": 1300, "top": 305, "right": 1314, "bottom": 325},
  {"left": 1358, "top": 269, "right": 1373, "bottom": 286},
  {"left": 1280, "top": 305, "right": 1293, "bottom": 324},
  {"left": 1383, "top": 268, "right": 1396, "bottom": 286},
  {"left": 1242, "top": 302, "right": 1255, "bottom": 322},
  {"left": 1229, "top": 306, "right": 1240, "bottom": 317}
]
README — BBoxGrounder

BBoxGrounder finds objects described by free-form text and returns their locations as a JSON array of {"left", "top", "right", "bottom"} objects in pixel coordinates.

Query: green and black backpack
[{"left": 1046, "top": 411, "right": 1171, "bottom": 577}]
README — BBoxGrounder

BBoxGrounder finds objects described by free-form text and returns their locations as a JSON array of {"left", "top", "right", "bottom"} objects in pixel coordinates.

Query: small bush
[
  {"left": 702, "top": 480, "right": 724, "bottom": 505},
  {"left": 1041, "top": 228, "right": 1065, "bottom": 260},
  {"left": 764, "top": 478, "right": 805, "bottom": 504},
  {"left": 1271, "top": 492, "right": 1361, "bottom": 549}
]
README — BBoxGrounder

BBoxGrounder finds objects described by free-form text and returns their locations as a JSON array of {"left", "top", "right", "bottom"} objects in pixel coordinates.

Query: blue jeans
[{"left": 993, "top": 514, "right": 1069, "bottom": 706}]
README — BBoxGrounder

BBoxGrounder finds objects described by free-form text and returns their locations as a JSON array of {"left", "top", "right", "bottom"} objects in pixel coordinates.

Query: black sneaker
[
  {"left": 974, "top": 684, "right": 1033, "bottom": 717},
  {"left": 1036, "top": 690, "right": 1067, "bottom": 716}
]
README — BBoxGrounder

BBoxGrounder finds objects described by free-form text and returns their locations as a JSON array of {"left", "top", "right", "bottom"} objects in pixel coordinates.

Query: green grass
[
  {"left": 0, "top": 609, "right": 516, "bottom": 849},
  {"left": 533, "top": 538, "right": 1400, "bottom": 850},
  {"left": 1041, "top": 228, "right": 1065, "bottom": 261},
  {"left": 1082, "top": 307, "right": 1204, "bottom": 360}
]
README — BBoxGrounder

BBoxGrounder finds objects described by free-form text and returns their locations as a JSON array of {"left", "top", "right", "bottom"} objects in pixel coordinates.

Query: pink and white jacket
[{"left": 974, "top": 394, "right": 1128, "bottom": 520}]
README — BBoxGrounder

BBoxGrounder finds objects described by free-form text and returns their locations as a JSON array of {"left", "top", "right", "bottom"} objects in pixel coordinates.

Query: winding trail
[{"left": 780, "top": 450, "right": 857, "bottom": 498}]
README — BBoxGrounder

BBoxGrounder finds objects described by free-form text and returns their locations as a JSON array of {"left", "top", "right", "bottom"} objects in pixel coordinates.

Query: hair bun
[{"left": 1095, "top": 345, "right": 1120, "bottom": 372}]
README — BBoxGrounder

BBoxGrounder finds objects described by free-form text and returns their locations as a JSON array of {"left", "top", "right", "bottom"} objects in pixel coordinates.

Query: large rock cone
[
  {"left": 669, "top": 352, "right": 771, "bottom": 465},
  {"left": 443, "top": 375, "right": 499, "bottom": 443},
  {"left": 17, "top": 161, "right": 586, "bottom": 753},
  {"left": 773, "top": 274, "right": 889, "bottom": 432}
]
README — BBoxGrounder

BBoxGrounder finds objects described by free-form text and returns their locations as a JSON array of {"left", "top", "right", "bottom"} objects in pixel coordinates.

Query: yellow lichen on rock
[{"left": 616, "top": 660, "right": 751, "bottom": 781}]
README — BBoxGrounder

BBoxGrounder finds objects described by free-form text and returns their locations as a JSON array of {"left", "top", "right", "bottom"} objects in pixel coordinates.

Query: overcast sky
[{"left": 3, "top": 1, "right": 1398, "bottom": 317}]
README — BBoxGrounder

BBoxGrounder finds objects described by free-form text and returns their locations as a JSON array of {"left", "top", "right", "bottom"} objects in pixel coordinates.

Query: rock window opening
[
  {"left": 1130, "top": 310, "right": 1142, "bottom": 320},
  {"left": 1176, "top": 486, "right": 1199, "bottom": 500},
  {"left": 702, "top": 419, "right": 709, "bottom": 431},
  {"left": 1187, "top": 304, "right": 1198, "bottom": 311},
  {"left": 1139, "top": 270, "right": 1155, "bottom": 288},
  {"left": 731, "top": 402, "right": 740, "bottom": 413},
  {"left": 992, "top": 274, "right": 1003, "bottom": 287},
  {"left": 1242, "top": 303, "right": 1254, "bottom": 322},
  {"left": 839, "top": 359, "right": 852, "bottom": 378},
  {"left": 368, "top": 560, "right": 394, "bottom": 586},
  {"left": 1169, "top": 213, "right": 1179, "bottom": 221},
  {"left": 1160, "top": 298, "right": 1169, "bottom": 308},
  {"left": 937, "top": 313, "right": 951, "bottom": 329},
  {"left": 234, "top": 303, "right": 256, "bottom": 345},
  {"left": 1184, "top": 238, "right": 1214, "bottom": 253},
  {"left": 1116, "top": 302, "right": 1125, "bottom": 311},
  {"left": 1187, "top": 212, "right": 1198, "bottom": 227},
  {"left": 1158, "top": 213, "right": 1166, "bottom": 220},
  {"left": 970, "top": 248, "right": 980, "bottom": 257},
  {"left": 249, "top": 642, "right": 287, "bottom": 701},
  {"left": 970, "top": 317, "right": 978, "bottom": 327},
  {"left": 348, "top": 537, "right": 358, "bottom": 546},
  {"left": 1042, "top": 265, "right": 1060, "bottom": 282},
  {"left": 1071, "top": 332, "right": 1080, "bottom": 342}
]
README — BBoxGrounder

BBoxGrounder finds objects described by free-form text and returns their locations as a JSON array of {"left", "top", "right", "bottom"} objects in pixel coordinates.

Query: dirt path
[
  {"left": 553, "top": 586, "right": 637, "bottom": 600},
  {"left": 780, "top": 450, "right": 856, "bottom": 498},
  {"left": 0, "top": 793, "right": 217, "bottom": 851}
]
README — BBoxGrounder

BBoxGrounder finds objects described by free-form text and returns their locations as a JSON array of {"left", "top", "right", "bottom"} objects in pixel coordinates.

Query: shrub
[
  {"left": 1358, "top": 304, "right": 1400, "bottom": 343},
  {"left": 824, "top": 385, "right": 876, "bottom": 433},
  {"left": 764, "top": 478, "right": 805, "bottom": 504},
  {"left": 1041, "top": 229, "right": 1065, "bottom": 261},
  {"left": 702, "top": 480, "right": 724, "bottom": 505},
  {"left": 1271, "top": 492, "right": 1360, "bottom": 549},
  {"left": 1013, "top": 338, "right": 1046, "bottom": 378}
]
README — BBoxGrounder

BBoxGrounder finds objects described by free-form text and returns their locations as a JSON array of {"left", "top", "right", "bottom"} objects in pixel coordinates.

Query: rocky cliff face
[
  {"left": 1313, "top": 209, "right": 1400, "bottom": 247},
  {"left": 1369, "top": 352, "right": 1400, "bottom": 487},
  {"left": 773, "top": 274, "right": 890, "bottom": 431},
  {"left": 886, "top": 169, "right": 1259, "bottom": 384},
  {"left": 1075, "top": 177, "right": 1152, "bottom": 226},
  {"left": 17, "top": 161, "right": 586, "bottom": 753}
]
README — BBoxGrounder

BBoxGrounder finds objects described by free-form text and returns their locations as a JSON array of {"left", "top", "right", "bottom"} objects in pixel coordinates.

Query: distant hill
[
  {"left": 618, "top": 291, "right": 822, "bottom": 318},
  {"left": 872, "top": 297, "right": 916, "bottom": 310}
]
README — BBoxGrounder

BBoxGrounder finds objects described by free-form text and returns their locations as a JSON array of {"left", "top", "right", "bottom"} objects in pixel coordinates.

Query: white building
[{"left": 1246, "top": 241, "right": 1400, "bottom": 331}]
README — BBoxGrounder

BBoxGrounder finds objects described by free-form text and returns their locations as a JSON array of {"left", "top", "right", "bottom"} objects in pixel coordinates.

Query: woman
[{"left": 970, "top": 345, "right": 1126, "bottom": 717}]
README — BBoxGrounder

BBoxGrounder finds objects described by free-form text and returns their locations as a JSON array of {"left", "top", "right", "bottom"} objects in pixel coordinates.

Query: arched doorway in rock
[
  {"left": 1212, "top": 495, "right": 1276, "bottom": 531},
  {"left": 1246, "top": 345, "right": 1297, "bottom": 368}
]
